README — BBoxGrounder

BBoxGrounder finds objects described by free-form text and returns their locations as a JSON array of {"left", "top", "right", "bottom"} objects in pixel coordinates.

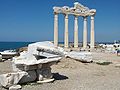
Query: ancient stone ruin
[
  {"left": 0, "top": 41, "right": 92, "bottom": 89},
  {"left": 53, "top": 2, "right": 96, "bottom": 49},
  {"left": 0, "top": 41, "right": 63, "bottom": 89},
  {"left": 0, "top": 2, "right": 94, "bottom": 90}
]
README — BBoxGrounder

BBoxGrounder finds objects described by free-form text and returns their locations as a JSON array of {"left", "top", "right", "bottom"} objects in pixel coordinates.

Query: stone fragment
[
  {"left": 66, "top": 51, "right": 92, "bottom": 63},
  {"left": 9, "top": 85, "right": 21, "bottom": 90},
  {"left": 37, "top": 78, "right": 54, "bottom": 83},
  {"left": 0, "top": 72, "right": 27, "bottom": 88},
  {"left": 19, "top": 70, "right": 37, "bottom": 84},
  {"left": 36, "top": 67, "right": 53, "bottom": 81}
]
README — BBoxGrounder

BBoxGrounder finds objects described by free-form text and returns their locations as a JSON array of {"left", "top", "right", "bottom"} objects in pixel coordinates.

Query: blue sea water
[{"left": 0, "top": 42, "right": 33, "bottom": 51}]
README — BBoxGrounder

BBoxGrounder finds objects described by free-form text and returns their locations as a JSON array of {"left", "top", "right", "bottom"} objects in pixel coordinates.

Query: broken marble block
[
  {"left": 19, "top": 70, "right": 37, "bottom": 84},
  {"left": 0, "top": 41, "right": 63, "bottom": 89},
  {"left": 66, "top": 51, "right": 93, "bottom": 63},
  {"left": 0, "top": 72, "right": 27, "bottom": 88}
]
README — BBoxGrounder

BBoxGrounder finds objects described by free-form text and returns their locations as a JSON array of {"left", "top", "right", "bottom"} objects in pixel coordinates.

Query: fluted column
[
  {"left": 74, "top": 15, "right": 78, "bottom": 48},
  {"left": 83, "top": 16, "right": 87, "bottom": 49},
  {"left": 64, "top": 14, "right": 69, "bottom": 48},
  {"left": 90, "top": 15, "right": 95, "bottom": 49},
  {"left": 54, "top": 13, "right": 58, "bottom": 47}
]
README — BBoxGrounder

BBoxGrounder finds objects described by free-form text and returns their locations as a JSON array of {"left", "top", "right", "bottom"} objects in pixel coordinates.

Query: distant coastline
[{"left": 0, "top": 41, "right": 116, "bottom": 51}]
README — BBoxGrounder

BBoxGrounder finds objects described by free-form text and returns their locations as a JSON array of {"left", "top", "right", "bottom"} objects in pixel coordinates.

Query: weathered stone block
[
  {"left": 19, "top": 70, "right": 37, "bottom": 84},
  {"left": 36, "top": 67, "right": 53, "bottom": 81},
  {"left": 0, "top": 72, "right": 27, "bottom": 88}
]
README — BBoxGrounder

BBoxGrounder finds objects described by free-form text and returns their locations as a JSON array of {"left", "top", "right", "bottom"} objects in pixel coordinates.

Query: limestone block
[
  {"left": 0, "top": 72, "right": 27, "bottom": 88},
  {"left": 9, "top": 85, "right": 21, "bottom": 90},
  {"left": 19, "top": 70, "right": 37, "bottom": 84}
]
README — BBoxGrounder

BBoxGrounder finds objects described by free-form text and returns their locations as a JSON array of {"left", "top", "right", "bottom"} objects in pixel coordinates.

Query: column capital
[
  {"left": 54, "top": 12, "right": 58, "bottom": 15},
  {"left": 54, "top": 13, "right": 58, "bottom": 18},
  {"left": 74, "top": 15, "right": 79, "bottom": 18}
]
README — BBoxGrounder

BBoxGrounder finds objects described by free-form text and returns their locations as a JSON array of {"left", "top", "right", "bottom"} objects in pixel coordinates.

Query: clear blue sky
[{"left": 0, "top": 0, "right": 120, "bottom": 42}]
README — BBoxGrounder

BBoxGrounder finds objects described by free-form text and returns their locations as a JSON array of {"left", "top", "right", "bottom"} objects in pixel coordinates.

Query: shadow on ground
[{"left": 53, "top": 73, "right": 68, "bottom": 80}]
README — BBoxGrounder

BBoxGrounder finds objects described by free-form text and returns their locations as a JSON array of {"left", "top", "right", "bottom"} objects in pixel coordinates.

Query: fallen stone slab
[{"left": 66, "top": 51, "right": 93, "bottom": 63}]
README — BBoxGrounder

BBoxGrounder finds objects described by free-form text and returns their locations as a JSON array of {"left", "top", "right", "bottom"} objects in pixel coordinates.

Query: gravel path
[{"left": 0, "top": 52, "right": 120, "bottom": 90}]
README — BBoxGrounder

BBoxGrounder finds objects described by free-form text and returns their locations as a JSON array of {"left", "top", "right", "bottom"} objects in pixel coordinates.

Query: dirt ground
[{"left": 0, "top": 52, "right": 120, "bottom": 90}]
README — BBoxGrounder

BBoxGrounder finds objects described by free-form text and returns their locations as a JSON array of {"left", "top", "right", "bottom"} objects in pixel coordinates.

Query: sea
[
  {"left": 0, "top": 42, "right": 114, "bottom": 51},
  {"left": 0, "top": 42, "right": 33, "bottom": 51}
]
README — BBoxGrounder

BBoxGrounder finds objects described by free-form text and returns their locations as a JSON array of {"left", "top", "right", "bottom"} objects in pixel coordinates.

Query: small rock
[
  {"left": 37, "top": 78, "right": 54, "bottom": 83},
  {"left": 115, "top": 64, "right": 120, "bottom": 68},
  {"left": 9, "top": 85, "right": 21, "bottom": 90}
]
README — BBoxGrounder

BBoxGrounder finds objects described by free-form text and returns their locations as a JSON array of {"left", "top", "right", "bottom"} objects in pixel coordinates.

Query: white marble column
[
  {"left": 90, "top": 15, "right": 95, "bottom": 49},
  {"left": 54, "top": 13, "right": 58, "bottom": 47},
  {"left": 83, "top": 16, "right": 87, "bottom": 49},
  {"left": 64, "top": 14, "right": 69, "bottom": 48},
  {"left": 74, "top": 15, "right": 78, "bottom": 48}
]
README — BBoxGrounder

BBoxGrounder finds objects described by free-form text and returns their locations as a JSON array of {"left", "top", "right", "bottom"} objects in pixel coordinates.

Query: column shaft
[
  {"left": 74, "top": 16, "right": 78, "bottom": 48},
  {"left": 90, "top": 16, "right": 95, "bottom": 49},
  {"left": 54, "top": 13, "right": 58, "bottom": 47},
  {"left": 64, "top": 14, "right": 69, "bottom": 48},
  {"left": 83, "top": 17, "right": 87, "bottom": 49}
]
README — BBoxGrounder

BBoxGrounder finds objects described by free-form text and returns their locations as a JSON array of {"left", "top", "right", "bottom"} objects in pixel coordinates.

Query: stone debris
[
  {"left": 0, "top": 41, "right": 62, "bottom": 89},
  {"left": 0, "top": 71, "right": 27, "bottom": 88},
  {"left": 0, "top": 41, "right": 93, "bottom": 89},
  {"left": 37, "top": 78, "right": 54, "bottom": 83},
  {"left": 9, "top": 85, "right": 21, "bottom": 90},
  {"left": 66, "top": 51, "right": 92, "bottom": 63}
]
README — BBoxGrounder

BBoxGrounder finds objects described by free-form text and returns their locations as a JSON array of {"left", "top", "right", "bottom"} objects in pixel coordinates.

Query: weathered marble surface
[
  {"left": 66, "top": 51, "right": 92, "bottom": 63},
  {"left": 0, "top": 41, "right": 63, "bottom": 89}
]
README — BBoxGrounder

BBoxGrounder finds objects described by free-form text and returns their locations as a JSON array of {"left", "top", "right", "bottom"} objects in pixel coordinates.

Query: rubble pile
[{"left": 0, "top": 41, "right": 92, "bottom": 89}]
